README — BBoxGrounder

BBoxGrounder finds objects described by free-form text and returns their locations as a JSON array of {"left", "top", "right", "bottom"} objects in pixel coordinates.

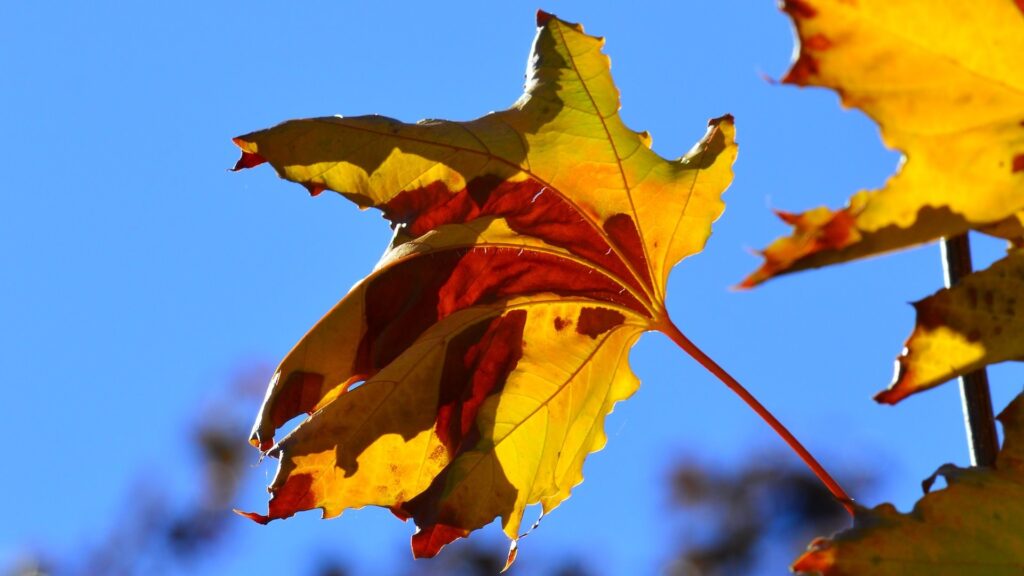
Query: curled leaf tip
[
  {"left": 231, "top": 150, "right": 266, "bottom": 172},
  {"left": 710, "top": 113, "right": 735, "bottom": 126},
  {"left": 502, "top": 540, "right": 519, "bottom": 572},
  {"left": 233, "top": 508, "right": 272, "bottom": 525},
  {"left": 872, "top": 386, "right": 905, "bottom": 406},
  {"left": 791, "top": 537, "right": 836, "bottom": 573},
  {"left": 248, "top": 436, "right": 268, "bottom": 450},
  {"left": 231, "top": 137, "right": 267, "bottom": 171},
  {"left": 411, "top": 524, "right": 469, "bottom": 558}
]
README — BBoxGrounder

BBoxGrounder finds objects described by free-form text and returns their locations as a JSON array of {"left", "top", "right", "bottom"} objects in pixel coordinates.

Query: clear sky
[{"left": 4, "top": 1, "right": 1020, "bottom": 575}]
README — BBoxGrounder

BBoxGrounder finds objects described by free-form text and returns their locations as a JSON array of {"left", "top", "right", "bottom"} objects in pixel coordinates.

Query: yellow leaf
[
  {"left": 232, "top": 11, "right": 737, "bottom": 560},
  {"left": 793, "top": 391, "right": 1024, "bottom": 575},
  {"left": 878, "top": 248, "right": 1024, "bottom": 403},
  {"left": 741, "top": 0, "right": 1024, "bottom": 287}
]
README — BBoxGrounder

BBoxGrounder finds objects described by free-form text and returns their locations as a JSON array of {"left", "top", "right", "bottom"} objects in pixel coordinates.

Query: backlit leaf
[
  {"left": 741, "top": 0, "right": 1024, "bottom": 287},
  {"left": 232, "top": 11, "right": 736, "bottom": 562},
  {"left": 877, "top": 248, "right": 1024, "bottom": 403},
  {"left": 792, "top": 391, "right": 1024, "bottom": 575}
]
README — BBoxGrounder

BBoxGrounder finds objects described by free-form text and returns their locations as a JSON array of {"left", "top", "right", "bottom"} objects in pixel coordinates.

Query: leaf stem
[
  {"left": 659, "top": 318, "right": 855, "bottom": 516},
  {"left": 940, "top": 234, "right": 999, "bottom": 467}
]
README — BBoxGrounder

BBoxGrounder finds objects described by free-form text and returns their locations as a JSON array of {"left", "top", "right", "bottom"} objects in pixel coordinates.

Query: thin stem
[
  {"left": 659, "top": 318, "right": 855, "bottom": 517},
  {"left": 941, "top": 234, "right": 999, "bottom": 467}
]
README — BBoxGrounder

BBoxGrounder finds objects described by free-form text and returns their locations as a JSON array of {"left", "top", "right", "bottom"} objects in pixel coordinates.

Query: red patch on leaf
[
  {"left": 436, "top": 249, "right": 645, "bottom": 318},
  {"left": 356, "top": 249, "right": 644, "bottom": 381},
  {"left": 1012, "top": 154, "right": 1024, "bottom": 174},
  {"left": 913, "top": 299, "right": 943, "bottom": 330},
  {"left": 603, "top": 213, "right": 654, "bottom": 290},
  {"left": 411, "top": 524, "right": 470, "bottom": 558},
  {"left": 231, "top": 150, "right": 266, "bottom": 171},
  {"left": 554, "top": 316, "right": 569, "bottom": 331},
  {"left": 389, "top": 505, "right": 412, "bottom": 521},
  {"left": 803, "top": 33, "right": 832, "bottom": 50},
  {"left": 775, "top": 208, "right": 857, "bottom": 252},
  {"left": 818, "top": 210, "right": 857, "bottom": 249},
  {"left": 784, "top": 52, "right": 820, "bottom": 85},
  {"left": 382, "top": 180, "right": 475, "bottom": 235},
  {"left": 536, "top": 9, "right": 555, "bottom": 26},
  {"left": 784, "top": 0, "right": 818, "bottom": 18},
  {"left": 435, "top": 311, "right": 527, "bottom": 454},
  {"left": 575, "top": 307, "right": 625, "bottom": 339},
  {"left": 303, "top": 182, "right": 327, "bottom": 197},
  {"left": 382, "top": 177, "right": 651, "bottom": 300},
  {"left": 237, "top": 473, "right": 316, "bottom": 524}
]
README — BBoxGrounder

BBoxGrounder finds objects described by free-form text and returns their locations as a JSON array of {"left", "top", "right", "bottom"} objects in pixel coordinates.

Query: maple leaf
[
  {"left": 230, "top": 11, "right": 751, "bottom": 563},
  {"left": 740, "top": 0, "right": 1024, "bottom": 288},
  {"left": 877, "top": 248, "right": 1024, "bottom": 403},
  {"left": 792, "top": 391, "right": 1024, "bottom": 575}
]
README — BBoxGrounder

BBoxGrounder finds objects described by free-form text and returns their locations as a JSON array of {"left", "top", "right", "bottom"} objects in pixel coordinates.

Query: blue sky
[{"left": 4, "top": 2, "right": 1020, "bottom": 574}]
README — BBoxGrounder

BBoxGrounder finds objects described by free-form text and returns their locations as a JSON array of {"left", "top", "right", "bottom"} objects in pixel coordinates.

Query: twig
[{"left": 941, "top": 234, "right": 999, "bottom": 467}]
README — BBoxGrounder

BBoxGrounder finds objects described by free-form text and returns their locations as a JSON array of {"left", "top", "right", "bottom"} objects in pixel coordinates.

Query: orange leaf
[
  {"left": 232, "top": 11, "right": 737, "bottom": 562},
  {"left": 742, "top": 0, "right": 1024, "bottom": 287}
]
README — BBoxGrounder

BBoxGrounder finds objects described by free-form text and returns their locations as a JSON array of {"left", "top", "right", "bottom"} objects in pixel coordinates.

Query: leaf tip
[
  {"left": 791, "top": 537, "right": 836, "bottom": 574},
  {"left": 707, "top": 114, "right": 737, "bottom": 147},
  {"left": 230, "top": 137, "right": 266, "bottom": 171},
  {"left": 502, "top": 540, "right": 519, "bottom": 573},
  {"left": 737, "top": 267, "right": 769, "bottom": 290},
  {"left": 233, "top": 508, "right": 272, "bottom": 525},
  {"left": 872, "top": 386, "right": 906, "bottom": 405},
  {"left": 303, "top": 182, "right": 327, "bottom": 197},
  {"left": 248, "top": 435, "right": 274, "bottom": 452},
  {"left": 709, "top": 113, "right": 735, "bottom": 127},
  {"left": 231, "top": 150, "right": 267, "bottom": 172},
  {"left": 536, "top": 9, "right": 555, "bottom": 26},
  {"left": 772, "top": 209, "right": 800, "bottom": 225},
  {"left": 411, "top": 524, "right": 470, "bottom": 558},
  {"left": 734, "top": 277, "right": 755, "bottom": 291},
  {"left": 758, "top": 69, "right": 780, "bottom": 86}
]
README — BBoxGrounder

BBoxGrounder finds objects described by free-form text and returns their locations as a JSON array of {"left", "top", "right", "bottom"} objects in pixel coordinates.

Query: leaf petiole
[{"left": 658, "top": 318, "right": 855, "bottom": 517}]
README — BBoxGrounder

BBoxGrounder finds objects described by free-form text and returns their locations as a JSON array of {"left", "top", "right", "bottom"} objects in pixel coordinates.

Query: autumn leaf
[
  {"left": 876, "top": 248, "right": 1024, "bottom": 403},
  {"left": 740, "top": 0, "right": 1024, "bottom": 288},
  {"left": 792, "top": 391, "right": 1024, "bottom": 575},
  {"left": 231, "top": 11, "right": 740, "bottom": 562}
]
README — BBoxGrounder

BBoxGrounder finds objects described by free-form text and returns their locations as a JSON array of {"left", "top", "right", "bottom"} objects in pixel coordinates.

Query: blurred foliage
[
  {"left": 4, "top": 364, "right": 594, "bottom": 576},
  {"left": 5, "top": 365, "right": 267, "bottom": 576},
  {"left": 664, "top": 452, "right": 873, "bottom": 576}
]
